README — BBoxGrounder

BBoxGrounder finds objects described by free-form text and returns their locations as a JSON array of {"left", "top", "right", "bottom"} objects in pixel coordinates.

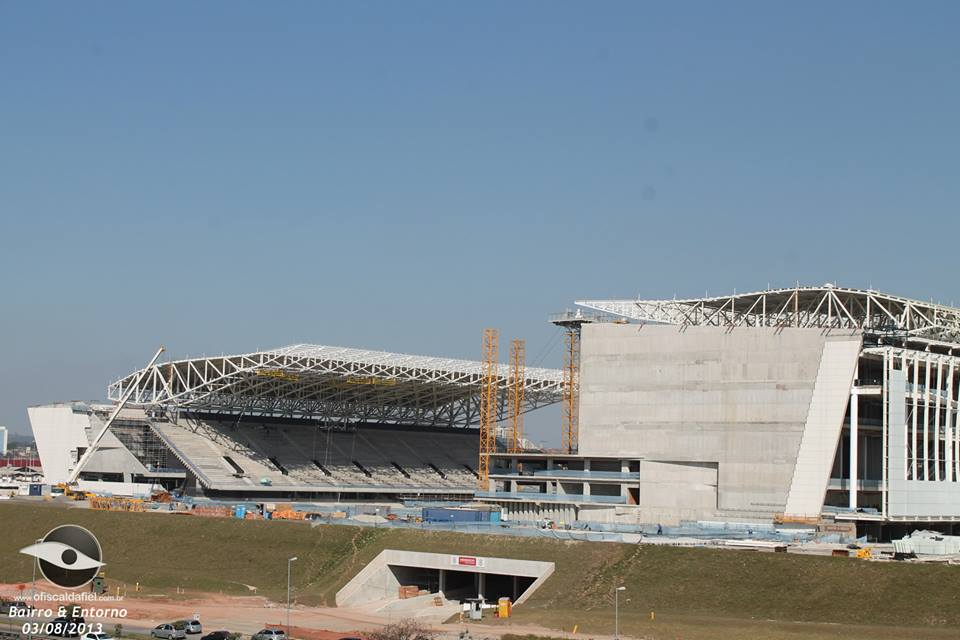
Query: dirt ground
[{"left": 5, "top": 583, "right": 959, "bottom": 640}]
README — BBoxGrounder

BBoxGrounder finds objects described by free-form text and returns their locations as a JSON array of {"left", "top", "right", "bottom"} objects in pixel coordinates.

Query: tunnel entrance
[
  {"left": 336, "top": 550, "right": 554, "bottom": 608},
  {"left": 387, "top": 566, "right": 537, "bottom": 601}
]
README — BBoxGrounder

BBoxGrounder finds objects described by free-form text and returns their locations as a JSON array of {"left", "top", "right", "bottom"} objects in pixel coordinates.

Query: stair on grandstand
[{"left": 150, "top": 421, "right": 296, "bottom": 490}]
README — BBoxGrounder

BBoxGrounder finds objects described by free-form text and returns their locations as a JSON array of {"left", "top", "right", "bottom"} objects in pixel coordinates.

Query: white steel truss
[
  {"left": 578, "top": 285, "right": 960, "bottom": 344},
  {"left": 107, "top": 344, "right": 563, "bottom": 428}
]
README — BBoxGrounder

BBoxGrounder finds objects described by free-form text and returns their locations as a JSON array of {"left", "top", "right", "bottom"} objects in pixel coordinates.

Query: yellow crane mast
[
  {"left": 550, "top": 311, "right": 612, "bottom": 454},
  {"left": 509, "top": 339, "right": 526, "bottom": 453},
  {"left": 477, "top": 328, "right": 500, "bottom": 490},
  {"left": 562, "top": 328, "right": 580, "bottom": 454}
]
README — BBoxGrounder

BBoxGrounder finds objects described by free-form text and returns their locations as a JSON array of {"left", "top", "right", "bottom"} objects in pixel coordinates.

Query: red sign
[{"left": 457, "top": 556, "right": 477, "bottom": 566}]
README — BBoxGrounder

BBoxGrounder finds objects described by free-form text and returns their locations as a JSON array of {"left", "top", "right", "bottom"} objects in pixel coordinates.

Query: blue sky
[{"left": 2, "top": 2, "right": 959, "bottom": 441}]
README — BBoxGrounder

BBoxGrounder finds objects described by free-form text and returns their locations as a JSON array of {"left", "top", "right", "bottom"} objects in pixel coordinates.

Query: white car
[
  {"left": 152, "top": 625, "right": 187, "bottom": 640},
  {"left": 177, "top": 620, "right": 203, "bottom": 635},
  {"left": 82, "top": 633, "right": 114, "bottom": 640},
  {"left": 251, "top": 629, "right": 286, "bottom": 640}
]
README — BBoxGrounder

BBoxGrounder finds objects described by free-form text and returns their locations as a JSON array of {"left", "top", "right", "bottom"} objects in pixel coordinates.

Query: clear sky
[{"left": 2, "top": 2, "right": 959, "bottom": 442}]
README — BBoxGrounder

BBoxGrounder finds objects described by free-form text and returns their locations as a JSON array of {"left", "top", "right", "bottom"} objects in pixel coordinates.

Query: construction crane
[
  {"left": 477, "top": 328, "right": 499, "bottom": 490},
  {"left": 561, "top": 328, "right": 580, "bottom": 454},
  {"left": 509, "top": 339, "right": 526, "bottom": 453},
  {"left": 550, "top": 311, "right": 615, "bottom": 454}
]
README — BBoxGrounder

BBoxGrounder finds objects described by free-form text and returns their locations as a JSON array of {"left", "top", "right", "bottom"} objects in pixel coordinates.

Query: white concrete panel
[
  {"left": 28, "top": 404, "right": 93, "bottom": 484},
  {"left": 784, "top": 336, "right": 863, "bottom": 517}
]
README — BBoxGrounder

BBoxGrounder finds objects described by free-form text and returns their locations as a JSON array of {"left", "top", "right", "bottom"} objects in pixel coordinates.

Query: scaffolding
[
  {"left": 109, "top": 420, "right": 181, "bottom": 472},
  {"left": 478, "top": 329, "right": 500, "bottom": 489},
  {"left": 509, "top": 339, "right": 526, "bottom": 453}
]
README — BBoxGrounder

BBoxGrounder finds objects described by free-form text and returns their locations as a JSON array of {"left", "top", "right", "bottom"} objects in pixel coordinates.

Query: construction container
[
  {"left": 28, "top": 484, "right": 44, "bottom": 496},
  {"left": 398, "top": 585, "right": 420, "bottom": 599},
  {"left": 234, "top": 505, "right": 247, "bottom": 519},
  {"left": 422, "top": 507, "right": 491, "bottom": 523}
]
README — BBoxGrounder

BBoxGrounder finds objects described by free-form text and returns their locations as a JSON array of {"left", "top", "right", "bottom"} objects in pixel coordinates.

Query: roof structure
[
  {"left": 577, "top": 285, "right": 960, "bottom": 345},
  {"left": 108, "top": 344, "right": 563, "bottom": 428}
]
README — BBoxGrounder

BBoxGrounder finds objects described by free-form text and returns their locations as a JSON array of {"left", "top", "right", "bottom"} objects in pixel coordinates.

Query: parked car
[
  {"left": 151, "top": 624, "right": 187, "bottom": 640},
  {"left": 175, "top": 620, "right": 203, "bottom": 635},
  {"left": 200, "top": 631, "right": 234, "bottom": 640},
  {"left": 251, "top": 629, "right": 286, "bottom": 640},
  {"left": 82, "top": 632, "right": 114, "bottom": 640}
]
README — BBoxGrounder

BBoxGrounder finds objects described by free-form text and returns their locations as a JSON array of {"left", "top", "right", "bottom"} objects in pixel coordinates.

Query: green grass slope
[{"left": 1, "top": 502, "right": 958, "bottom": 632}]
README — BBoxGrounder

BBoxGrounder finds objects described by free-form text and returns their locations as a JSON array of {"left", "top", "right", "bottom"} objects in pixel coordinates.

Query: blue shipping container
[{"left": 422, "top": 507, "right": 490, "bottom": 523}]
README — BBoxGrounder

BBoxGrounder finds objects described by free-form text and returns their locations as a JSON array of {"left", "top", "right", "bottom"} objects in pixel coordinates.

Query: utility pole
[
  {"left": 28, "top": 539, "right": 40, "bottom": 640},
  {"left": 286, "top": 556, "right": 298, "bottom": 632},
  {"left": 615, "top": 586, "right": 626, "bottom": 640}
]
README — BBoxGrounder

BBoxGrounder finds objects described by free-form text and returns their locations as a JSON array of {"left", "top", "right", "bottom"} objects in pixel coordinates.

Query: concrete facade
[{"left": 577, "top": 324, "right": 862, "bottom": 522}]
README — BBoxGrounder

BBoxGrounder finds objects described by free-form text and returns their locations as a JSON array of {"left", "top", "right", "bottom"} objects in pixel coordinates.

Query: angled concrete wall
[
  {"left": 783, "top": 337, "right": 863, "bottom": 517},
  {"left": 578, "top": 324, "right": 861, "bottom": 521},
  {"left": 28, "top": 403, "right": 149, "bottom": 485},
  {"left": 29, "top": 404, "right": 93, "bottom": 484}
]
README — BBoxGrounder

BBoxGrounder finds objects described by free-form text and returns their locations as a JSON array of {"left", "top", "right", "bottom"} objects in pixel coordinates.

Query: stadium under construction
[{"left": 28, "top": 285, "right": 960, "bottom": 538}]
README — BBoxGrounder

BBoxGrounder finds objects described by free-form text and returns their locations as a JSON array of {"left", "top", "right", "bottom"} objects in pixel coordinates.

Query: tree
[{"left": 367, "top": 619, "right": 436, "bottom": 640}]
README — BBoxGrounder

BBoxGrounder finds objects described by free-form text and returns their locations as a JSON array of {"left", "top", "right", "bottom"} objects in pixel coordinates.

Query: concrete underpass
[{"left": 335, "top": 550, "right": 554, "bottom": 608}]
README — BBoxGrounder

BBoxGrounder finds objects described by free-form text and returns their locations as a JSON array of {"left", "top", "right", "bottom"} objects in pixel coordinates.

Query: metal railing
[{"left": 475, "top": 491, "right": 627, "bottom": 504}]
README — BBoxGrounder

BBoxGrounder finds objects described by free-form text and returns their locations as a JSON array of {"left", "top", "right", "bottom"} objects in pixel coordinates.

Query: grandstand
[{"left": 29, "top": 344, "right": 563, "bottom": 500}]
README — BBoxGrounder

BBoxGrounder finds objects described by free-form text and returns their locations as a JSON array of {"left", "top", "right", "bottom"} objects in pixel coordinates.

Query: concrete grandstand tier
[
  {"left": 108, "top": 343, "right": 563, "bottom": 427},
  {"left": 151, "top": 415, "right": 479, "bottom": 495}
]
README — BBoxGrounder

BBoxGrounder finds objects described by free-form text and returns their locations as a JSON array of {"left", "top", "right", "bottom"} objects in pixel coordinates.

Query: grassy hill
[{"left": 2, "top": 501, "right": 958, "bottom": 637}]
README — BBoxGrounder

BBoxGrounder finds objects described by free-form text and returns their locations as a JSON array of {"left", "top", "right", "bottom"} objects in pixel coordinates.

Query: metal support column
[
  {"left": 949, "top": 360, "right": 956, "bottom": 483},
  {"left": 849, "top": 389, "right": 859, "bottom": 510},
  {"left": 912, "top": 358, "right": 919, "bottom": 480},
  {"left": 935, "top": 360, "right": 944, "bottom": 481},
  {"left": 924, "top": 360, "right": 931, "bottom": 480}
]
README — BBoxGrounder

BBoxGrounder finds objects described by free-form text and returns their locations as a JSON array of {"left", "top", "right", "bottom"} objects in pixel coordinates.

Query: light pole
[
  {"left": 286, "top": 557, "right": 298, "bottom": 632},
  {"left": 614, "top": 586, "right": 626, "bottom": 640},
  {"left": 27, "top": 537, "right": 41, "bottom": 640}
]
